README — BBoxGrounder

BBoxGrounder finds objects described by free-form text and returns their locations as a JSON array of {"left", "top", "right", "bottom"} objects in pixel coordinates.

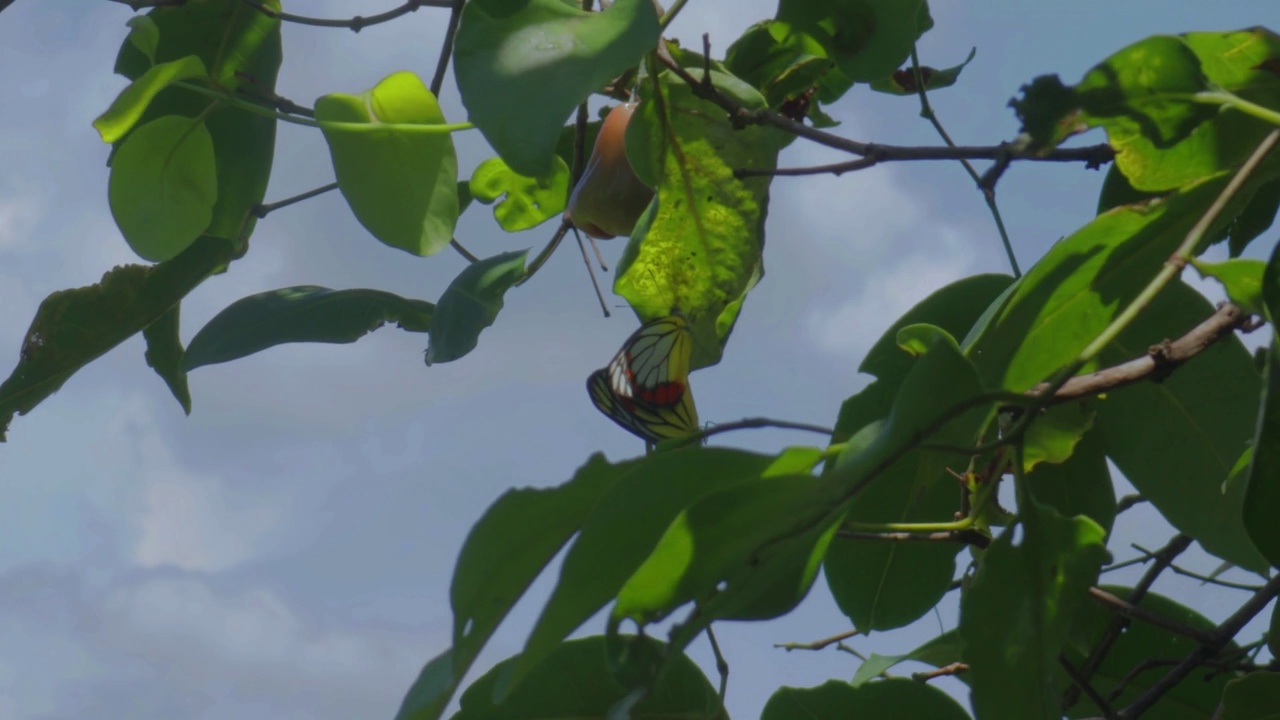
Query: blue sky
[{"left": 0, "top": 1, "right": 1275, "bottom": 718}]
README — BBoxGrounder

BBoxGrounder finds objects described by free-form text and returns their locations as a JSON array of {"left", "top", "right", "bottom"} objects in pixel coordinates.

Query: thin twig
[
  {"left": 836, "top": 529, "right": 991, "bottom": 549},
  {"left": 1129, "top": 543, "right": 1264, "bottom": 591},
  {"left": 429, "top": 0, "right": 465, "bottom": 96},
  {"left": 706, "top": 625, "right": 729, "bottom": 703},
  {"left": 1119, "top": 573, "right": 1280, "bottom": 719},
  {"left": 735, "top": 143, "right": 1113, "bottom": 177},
  {"left": 449, "top": 239, "right": 479, "bottom": 263},
  {"left": 683, "top": 417, "right": 836, "bottom": 444},
  {"left": 574, "top": 227, "right": 611, "bottom": 317},
  {"left": 518, "top": 219, "right": 572, "bottom": 285},
  {"left": 1061, "top": 655, "right": 1121, "bottom": 720},
  {"left": 235, "top": 0, "right": 449, "bottom": 32},
  {"left": 1085, "top": 585, "right": 1218, "bottom": 646},
  {"left": 253, "top": 182, "right": 339, "bottom": 218},
  {"left": 913, "top": 662, "right": 969, "bottom": 682},
  {"left": 909, "top": 47, "right": 1020, "bottom": 277},
  {"left": 1116, "top": 494, "right": 1147, "bottom": 515},
  {"left": 1067, "top": 533, "right": 1198, "bottom": 710},
  {"left": 774, "top": 628, "right": 859, "bottom": 652}
]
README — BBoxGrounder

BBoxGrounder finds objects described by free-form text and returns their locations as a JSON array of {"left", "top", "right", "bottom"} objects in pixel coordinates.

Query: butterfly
[{"left": 587, "top": 314, "right": 700, "bottom": 443}]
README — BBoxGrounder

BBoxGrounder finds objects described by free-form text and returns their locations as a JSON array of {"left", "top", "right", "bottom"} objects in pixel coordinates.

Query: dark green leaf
[
  {"left": 776, "top": 0, "right": 934, "bottom": 83},
  {"left": 183, "top": 286, "right": 434, "bottom": 371},
  {"left": 508, "top": 447, "right": 776, "bottom": 696},
  {"left": 1244, "top": 237, "right": 1280, "bottom": 568},
  {"left": 0, "top": 238, "right": 232, "bottom": 441},
  {"left": 108, "top": 115, "right": 218, "bottom": 262},
  {"left": 724, "top": 20, "right": 836, "bottom": 107},
  {"left": 1269, "top": 599, "right": 1280, "bottom": 659},
  {"left": 453, "top": 0, "right": 660, "bottom": 177},
  {"left": 451, "top": 454, "right": 628, "bottom": 712},
  {"left": 1021, "top": 402, "right": 1095, "bottom": 472},
  {"left": 94, "top": 54, "right": 208, "bottom": 143},
  {"left": 870, "top": 47, "right": 976, "bottom": 96},
  {"left": 1227, "top": 178, "right": 1280, "bottom": 257},
  {"left": 1065, "top": 587, "right": 1237, "bottom": 719},
  {"left": 1096, "top": 282, "right": 1266, "bottom": 572},
  {"left": 763, "top": 678, "right": 969, "bottom": 720},
  {"left": 124, "top": 15, "right": 159, "bottom": 65},
  {"left": 1096, "top": 163, "right": 1162, "bottom": 215},
  {"left": 961, "top": 498, "right": 1107, "bottom": 720},
  {"left": 316, "top": 71, "right": 460, "bottom": 256},
  {"left": 965, "top": 175, "right": 1239, "bottom": 392},
  {"left": 114, "top": 0, "right": 281, "bottom": 250},
  {"left": 456, "top": 636, "right": 723, "bottom": 720},
  {"left": 1221, "top": 674, "right": 1280, "bottom": 720},
  {"left": 425, "top": 250, "right": 527, "bottom": 365},
  {"left": 469, "top": 156, "right": 570, "bottom": 232},
  {"left": 1024, "top": 428, "right": 1116, "bottom": 536},
  {"left": 395, "top": 648, "right": 454, "bottom": 720},
  {"left": 142, "top": 304, "right": 191, "bottom": 414},
  {"left": 850, "top": 631, "right": 964, "bottom": 687}
]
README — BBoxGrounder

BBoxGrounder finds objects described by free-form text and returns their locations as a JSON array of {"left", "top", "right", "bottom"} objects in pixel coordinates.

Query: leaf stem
[
  {"left": 658, "top": 0, "right": 689, "bottom": 31},
  {"left": 1193, "top": 90, "right": 1280, "bottom": 128}
]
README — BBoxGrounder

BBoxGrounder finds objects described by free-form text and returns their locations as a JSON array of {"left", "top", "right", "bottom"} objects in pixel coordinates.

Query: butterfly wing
[
  {"left": 588, "top": 368, "right": 699, "bottom": 443},
  {"left": 606, "top": 315, "right": 693, "bottom": 407}
]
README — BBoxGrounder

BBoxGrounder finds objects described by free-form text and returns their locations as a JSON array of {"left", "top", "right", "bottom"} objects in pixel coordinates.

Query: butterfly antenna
[
  {"left": 588, "top": 233, "right": 608, "bottom": 272},
  {"left": 573, "top": 226, "right": 611, "bottom": 318}
]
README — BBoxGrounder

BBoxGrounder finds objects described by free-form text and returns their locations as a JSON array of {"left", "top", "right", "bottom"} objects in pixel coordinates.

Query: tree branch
[
  {"left": 1119, "top": 573, "right": 1280, "bottom": 719},
  {"left": 1032, "top": 303, "right": 1252, "bottom": 404},
  {"left": 429, "top": 0, "right": 466, "bottom": 96},
  {"left": 775, "top": 628, "right": 860, "bottom": 652},
  {"left": 235, "top": 0, "right": 449, "bottom": 31},
  {"left": 836, "top": 528, "right": 991, "bottom": 548},
  {"left": 913, "top": 662, "right": 969, "bottom": 682}
]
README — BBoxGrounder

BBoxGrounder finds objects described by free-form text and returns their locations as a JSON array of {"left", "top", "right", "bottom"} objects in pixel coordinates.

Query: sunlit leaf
[
  {"left": 94, "top": 54, "right": 207, "bottom": 143},
  {"left": 316, "top": 71, "right": 459, "bottom": 256},
  {"left": 108, "top": 115, "right": 217, "bottom": 262},
  {"left": 470, "top": 156, "right": 570, "bottom": 232}
]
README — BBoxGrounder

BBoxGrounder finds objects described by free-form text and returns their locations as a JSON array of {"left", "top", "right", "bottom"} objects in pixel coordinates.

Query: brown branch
[
  {"left": 1061, "top": 655, "right": 1120, "bottom": 720},
  {"left": 913, "top": 662, "right": 969, "bottom": 682},
  {"left": 1032, "top": 303, "right": 1251, "bottom": 403},
  {"left": 1085, "top": 585, "right": 1217, "bottom": 646},
  {"left": 1107, "top": 654, "right": 1256, "bottom": 705},
  {"left": 735, "top": 143, "right": 1113, "bottom": 178},
  {"left": 235, "top": 0, "right": 450, "bottom": 32},
  {"left": 1066, "top": 534, "right": 1196, "bottom": 708},
  {"left": 653, "top": 47, "right": 1115, "bottom": 173},
  {"left": 1115, "top": 494, "right": 1147, "bottom": 515},
  {"left": 775, "top": 628, "right": 860, "bottom": 652},
  {"left": 1119, "top": 573, "right": 1280, "bottom": 718},
  {"left": 836, "top": 528, "right": 991, "bottom": 549}
]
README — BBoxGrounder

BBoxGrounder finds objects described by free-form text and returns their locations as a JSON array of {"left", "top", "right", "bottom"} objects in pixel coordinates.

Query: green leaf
[
  {"left": 395, "top": 648, "right": 454, "bottom": 720},
  {"left": 0, "top": 238, "right": 232, "bottom": 441},
  {"left": 114, "top": 0, "right": 281, "bottom": 250},
  {"left": 762, "top": 678, "right": 969, "bottom": 720},
  {"left": 1244, "top": 238, "right": 1280, "bottom": 568},
  {"left": 94, "top": 54, "right": 207, "bottom": 144},
  {"left": 861, "top": 274, "right": 1014, "bottom": 383},
  {"left": 425, "top": 250, "right": 527, "bottom": 365},
  {"left": 183, "top": 286, "right": 434, "bottom": 371},
  {"left": 961, "top": 499, "right": 1107, "bottom": 720},
  {"left": 724, "top": 20, "right": 836, "bottom": 108},
  {"left": 1190, "top": 257, "right": 1266, "bottom": 315},
  {"left": 965, "top": 175, "right": 1239, "bottom": 392},
  {"left": 453, "top": 0, "right": 660, "bottom": 177},
  {"left": 896, "top": 322, "right": 959, "bottom": 357},
  {"left": 469, "top": 156, "right": 570, "bottom": 232},
  {"left": 1024, "top": 428, "right": 1116, "bottom": 536},
  {"left": 1221, "top": 674, "right": 1280, "bottom": 720},
  {"left": 1014, "top": 30, "right": 1280, "bottom": 191},
  {"left": 1096, "top": 282, "right": 1267, "bottom": 572},
  {"left": 776, "top": 0, "right": 934, "bottom": 83},
  {"left": 142, "top": 304, "right": 191, "bottom": 414},
  {"left": 1064, "top": 587, "right": 1237, "bottom": 718},
  {"left": 849, "top": 631, "right": 964, "bottom": 687},
  {"left": 1096, "top": 164, "right": 1162, "bottom": 215},
  {"left": 447, "top": 455, "right": 628, "bottom": 715},
  {"left": 1227, "top": 178, "right": 1280, "bottom": 257},
  {"left": 316, "top": 71, "right": 460, "bottom": 256},
  {"left": 1021, "top": 402, "right": 1095, "bottom": 472},
  {"left": 456, "top": 636, "right": 724, "bottom": 720},
  {"left": 612, "top": 473, "right": 836, "bottom": 635},
  {"left": 615, "top": 69, "right": 784, "bottom": 370},
  {"left": 870, "top": 47, "right": 976, "bottom": 95},
  {"left": 124, "top": 15, "right": 159, "bottom": 65},
  {"left": 508, "top": 447, "right": 776, "bottom": 697},
  {"left": 108, "top": 115, "right": 218, "bottom": 262}
]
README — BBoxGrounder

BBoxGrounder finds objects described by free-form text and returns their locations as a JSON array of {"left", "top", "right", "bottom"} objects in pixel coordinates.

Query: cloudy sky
[{"left": 0, "top": 1, "right": 1275, "bottom": 718}]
